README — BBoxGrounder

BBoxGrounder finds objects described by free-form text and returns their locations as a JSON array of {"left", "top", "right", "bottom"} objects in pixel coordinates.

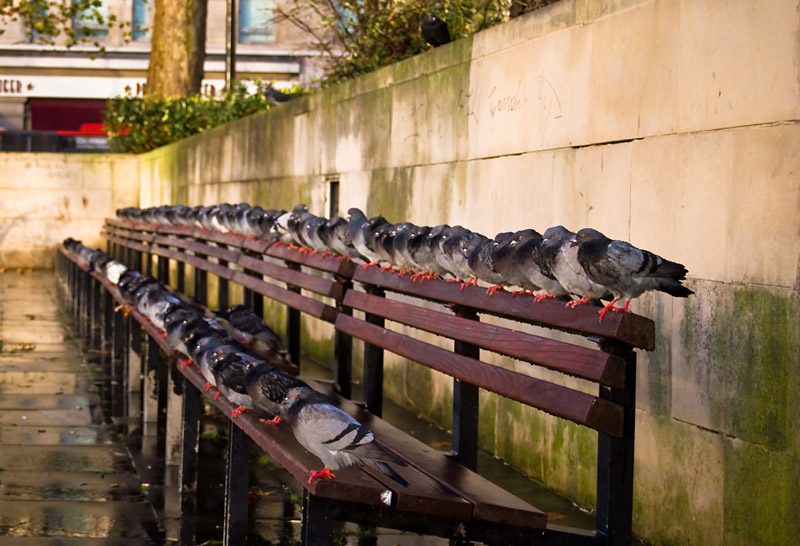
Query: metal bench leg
[
  {"left": 363, "top": 286, "right": 385, "bottom": 417},
  {"left": 452, "top": 308, "right": 480, "bottom": 471},
  {"left": 223, "top": 421, "right": 250, "bottom": 545},
  {"left": 301, "top": 493, "right": 335, "bottom": 545},
  {"left": 596, "top": 346, "right": 636, "bottom": 546},
  {"left": 179, "top": 376, "right": 201, "bottom": 545}
]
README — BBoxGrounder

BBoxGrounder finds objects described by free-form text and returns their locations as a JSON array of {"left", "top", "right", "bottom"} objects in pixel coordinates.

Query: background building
[{"left": 0, "top": 0, "right": 320, "bottom": 132}]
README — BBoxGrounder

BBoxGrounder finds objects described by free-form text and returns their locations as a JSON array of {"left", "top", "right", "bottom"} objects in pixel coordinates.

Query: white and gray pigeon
[
  {"left": 540, "top": 226, "right": 612, "bottom": 308},
  {"left": 570, "top": 228, "right": 694, "bottom": 320},
  {"left": 281, "top": 386, "right": 409, "bottom": 486}
]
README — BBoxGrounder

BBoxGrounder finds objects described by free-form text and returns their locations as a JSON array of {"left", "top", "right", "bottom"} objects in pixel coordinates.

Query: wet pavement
[{"left": 0, "top": 271, "right": 160, "bottom": 544}]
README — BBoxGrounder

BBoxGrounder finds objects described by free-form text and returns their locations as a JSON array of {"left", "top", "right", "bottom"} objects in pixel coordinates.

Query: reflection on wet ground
[
  {"left": 1, "top": 271, "right": 603, "bottom": 545},
  {"left": 0, "top": 271, "right": 161, "bottom": 544}
]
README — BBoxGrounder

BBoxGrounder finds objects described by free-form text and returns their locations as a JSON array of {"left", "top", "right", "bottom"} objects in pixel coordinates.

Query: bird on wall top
[
  {"left": 421, "top": 14, "right": 451, "bottom": 52},
  {"left": 570, "top": 228, "right": 694, "bottom": 320}
]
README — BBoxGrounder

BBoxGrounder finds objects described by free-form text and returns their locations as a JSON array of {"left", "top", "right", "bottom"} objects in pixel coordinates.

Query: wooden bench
[{"left": 57, "top": 216, "right": 654, "bottom": 546}]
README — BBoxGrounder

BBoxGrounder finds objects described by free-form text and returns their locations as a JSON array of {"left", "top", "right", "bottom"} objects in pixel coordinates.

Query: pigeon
[
  {"left": 463, "top": 235, "right": 505, "bottom": 293},
  {"left": 218, "top": 304, "right": 282, "bottom": 352},
  {"left": 212, "top": 351, "right": 261, "bottom": 417},
  {"left": 320, "top": 215, "right": 364, "bottom": 262},
  {"left": 492, "top": 229, "right": 542, "bottom": 294},
  {"left": 195, "top": 341, "right": 243, "bottom": 389},
  {"left": 570, "top": 228, "right": 694, "bottom": 320},
  {"left": 243, "top": 364, "right": 308, "bottom": 422},
  {"left": 348, "top": 208, "right": 391, "bottom": 267},
  {"left": 281, "top": 386, "right": 409, "bottom": 486},
  {"left": 540, "top": 226, "right": 612, "bottom": 308},
  {"left": 514, "top": 234, "right": 570, "bottom": 301},
  {"left": 394, "top": 225, "right": 432, "bottom": 274},
  {"left": 407, "top": 224, "right": 450, "bottom": 280},
  {"left": 421, "top": 14, "right": 451, "bottom": 50},
  {"left": 264, "top": 85, "right": 295, "bottom": 107}
]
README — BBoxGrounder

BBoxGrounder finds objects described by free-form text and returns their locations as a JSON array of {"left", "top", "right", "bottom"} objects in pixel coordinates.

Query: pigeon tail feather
[
  {"left": 373, "top": 461, "right": 409, "bottom": 487},
  {"left": 657, "top": 280, "right": 694, "bottom": 298}
]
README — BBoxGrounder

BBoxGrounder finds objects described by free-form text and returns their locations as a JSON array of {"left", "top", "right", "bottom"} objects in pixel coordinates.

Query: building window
[
  {"left": 239, "top": 0, "right": 274, "bottom": 43},
  {"left": 328, "top": 179, "right": 340, "bottom": 218},
  {"left": 132, "top": 0, "right": 150, "bottom": 40},
  {"left": 72, "top": 0, "right": 110, "bottom": 38}
]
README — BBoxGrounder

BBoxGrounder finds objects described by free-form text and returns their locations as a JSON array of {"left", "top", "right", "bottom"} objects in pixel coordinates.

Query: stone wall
[
  {"left": 29, "top": 0, "right": 797, "bottom": 543},
  {"left": 0, "top": 153, "right": 140, "bottom": 268}
]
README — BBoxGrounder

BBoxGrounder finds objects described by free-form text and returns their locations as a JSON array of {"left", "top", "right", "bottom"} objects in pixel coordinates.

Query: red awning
[{"left": 28, "top": 99, "right": 107, "bottom": 131}]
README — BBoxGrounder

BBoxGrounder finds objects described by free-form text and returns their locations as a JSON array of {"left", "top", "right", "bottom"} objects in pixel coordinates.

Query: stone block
[
  {"left": 588, "top": 0, "right": 680, "bottom": 141},
  {"left": 556, "top": 141, "right": 632, "bottom": 236},
  {"left": 678, "top": 0, "right": 800, "bottom": 132},
  {"left": 723, "top": 437, "right": 800, "bottom": 546},
  {"left": 728, "top": 123, "right": 800, "bottom": 288},
  {"left": 461, "top": 149, "right": 572, "bottom": 236},
  {"left": 468, "top": 24, "right": 592, "bottom": 158},
  {"left": 633, "top": 411, "right": 724, "bottom": 546},
  {"left": 630, "top": 131, "right": 732, "bottom": 283}
]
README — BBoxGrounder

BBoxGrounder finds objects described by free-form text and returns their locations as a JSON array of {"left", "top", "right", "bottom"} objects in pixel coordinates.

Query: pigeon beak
[{"left": 569, "top": 238, "right": 579, "bottom": 247}]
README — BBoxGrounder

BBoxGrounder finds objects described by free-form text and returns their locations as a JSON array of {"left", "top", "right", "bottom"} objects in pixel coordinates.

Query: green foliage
[
  {"left": 277, "top": 0, "right": 508, "bottom": 85},
  {"left": 0, "top": 0, "right": 130, "bottom": 51},
  {"left": 104, "top": 81, "right": 310, "bottom": 153}
]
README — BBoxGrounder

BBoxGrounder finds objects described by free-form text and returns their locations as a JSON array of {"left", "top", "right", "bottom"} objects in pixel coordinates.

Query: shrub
[{"left": 104, "top": 81, "right": 309, "bottom": 153}]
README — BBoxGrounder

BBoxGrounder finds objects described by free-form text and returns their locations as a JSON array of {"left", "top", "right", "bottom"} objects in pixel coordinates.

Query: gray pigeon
[
  {"left": 462, "top": 235, "right": 505, "bottom": 293},
  {"left": 348, "top": 209, "right": 392, "bottom": 267},
  {"left": 514, "top": 234, "right": 570, "bottom": 301},
  {"left": 281, "top": 386, "right": 408, "bottom": 486},
  {"left": 541, "top": 226, "right": 612, "bottom": 308},
  {"left": 571, "top": 228, "right": 694, "bottom": 320},
  {"left": 212, "top": 352, "right": 261, "bottom": 418},
  {"left": 219, "top": 304, "right": 283, "bottom": 352},
  {"left": 243, "top": 364, "right": 308, "bottom": 423},
  {"left": 492, "top": 229, "right": 542, "bottom": 294}
]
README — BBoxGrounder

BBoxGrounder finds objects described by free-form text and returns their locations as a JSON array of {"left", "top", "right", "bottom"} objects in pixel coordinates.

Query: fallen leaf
[{"left": 547, "top": 511, "right": 566, "bottom": 521}]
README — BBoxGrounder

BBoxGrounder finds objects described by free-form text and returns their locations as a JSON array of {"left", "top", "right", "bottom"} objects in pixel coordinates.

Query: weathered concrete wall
[
  {"left": 0, "top": 153, "right": 140, "bottom": 268},
  {"left": 133, "top": 0, "right": 800, "bottom": 544}
]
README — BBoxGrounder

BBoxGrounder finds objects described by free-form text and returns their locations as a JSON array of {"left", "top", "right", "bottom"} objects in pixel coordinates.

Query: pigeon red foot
[
  {"left": 361, "top": 261, "right": 380, "bottom": 270},
  {"left": 260, "top": 416, "right": 282, "bottom": 425},
  {"left": 202, "top": 382, "right": 214, "bottom": 392},
  {"left": 534, "top": 292, "right": 555, "bottom": 303},
  {"left": 597, "top": 299, "right": 629, "bottom": 321},
  {"left": 231, "top": 406, "right": 247, "bottom": 418},
  {"left": 308, "top": 468, "right": 336, "bottom": 484},
  {"left": 566, "top": 296, "right": 591, "bottom": 309},
  {"left": 179, "top": 359, "right": 193, "bottom": 368},
  {"left": 486, "top": 285, "right": 506, "bottom": 296}
]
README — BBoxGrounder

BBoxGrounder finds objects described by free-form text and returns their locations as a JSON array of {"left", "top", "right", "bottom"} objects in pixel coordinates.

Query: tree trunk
[{"left": 145, "top": 0, "right": 208, "bottom": 99}]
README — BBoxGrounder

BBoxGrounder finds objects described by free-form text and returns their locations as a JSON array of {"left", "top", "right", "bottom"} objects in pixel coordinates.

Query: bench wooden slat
[
  {"left": 352, "top": 267, "right": 655, "bottom": 351},
  {"left": 335, "top": 314, "right": 624, "bottom": 437},
  {"left": 231, "top": 270, "right": 339, "bottom": 323},
  {"left": 148, "top": 232, "right": 342, "bottom": 298},
  {"left": 102, "top": 232, "right": 340, "bottom": 322},
  {"left": 344, "top": 290, "right": 626, "bottom": 389},
  {"left": 107, "top": 219, "right": 356, "bottom": 276},
  {"left": 235, "top": 253, "right": 344, "bottom": 299},
  {"left": 307, "top": 380, "right": 549, "bottom": 529},
  {"left": 266, "top": 242, "right": 357, "bottom": 277}
]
